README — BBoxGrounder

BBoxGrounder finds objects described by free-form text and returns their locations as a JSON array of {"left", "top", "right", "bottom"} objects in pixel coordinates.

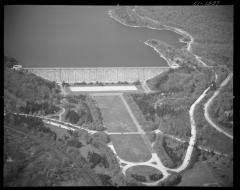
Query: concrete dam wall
[{"left": 24, "top": 67, "right": 169, "bottom": 83}]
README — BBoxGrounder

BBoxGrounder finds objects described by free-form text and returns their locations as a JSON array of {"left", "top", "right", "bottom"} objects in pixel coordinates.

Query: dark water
[{"left": 4, "top": 6, "right": 186, "bottom": 68}]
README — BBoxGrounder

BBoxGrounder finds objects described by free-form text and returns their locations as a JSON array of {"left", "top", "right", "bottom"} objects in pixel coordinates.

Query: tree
[
  {"left": 130, "top": 174, "right": 146, "bottom": 182},
  {"left": 149, "top": 173, "right": 163, "bottom": 181},
  {"left": 133, "top": 80, "right": 141, "bottom": 85},
  {"left": 97, "top": 174, "right": 112, "bottom": 186},
  {"left": 210, "top": 81, "right": 217, "bottom": 91},
  {"left": 87, "top": 152, "right": 103, "bottom": 169},
  {"left": 67, "top": 138, "right": 82, "bottom": 148},
  {"left": 91, "top": 132, "right": 110, "bottom": 145},
  {"left": 162, "top": 172, "right": 181, "bottom": 186},
  {"left": 65, "top": 110, "right": 80, "bottom": 124},
  {"left": 4, "top": 56, "right": 18, "bottom": 68}
]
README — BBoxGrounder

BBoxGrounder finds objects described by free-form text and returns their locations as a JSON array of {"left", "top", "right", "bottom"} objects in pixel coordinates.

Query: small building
[{"left": 12, "top": 64, "right": 22, "bottom": 70}]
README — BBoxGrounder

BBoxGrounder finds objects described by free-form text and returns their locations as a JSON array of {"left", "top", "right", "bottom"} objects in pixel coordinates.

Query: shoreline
[
  {"left": 143, "top": 40, "right": 175, "bottom": 68},
  {"left": 131, "top": 9, "right": 194, "bottom": 52},
  {"left": 108, "top": 8, "right": 211, "bottom": 68},
  {"left": 108, "top": 10, "right": 178, "bottom": 69},
  {"left": 108, "top": 8, "right": 194, "bottom": 52}
]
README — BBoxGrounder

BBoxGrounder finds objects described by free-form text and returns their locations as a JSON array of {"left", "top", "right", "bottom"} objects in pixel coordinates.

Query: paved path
[
  {"left": 92, "top": 93, "right": 170, "bottom": 184},
  {"left": 119, "top": 94, "right": 145, "bottom": 134},
  {"left": 154, "top": 129, "right": 228, "bottom": 157},
  {"left": 11, "top": 100, "right": 229, "bottom": 186},
  {"left": 142, "top": 80, "right": 153, "bottom": 94},
  {"left": 119, "top": 94, "right": 155, "bottom": 152},
  {"left": 204, "top": 73, "right": 233, "bottom": 139},
  {"left": 95, "top": 92, "right": 214, "bottom": 185},
  {"left": 170, "top": 87, "right": 210, "bottom": 173},
  {"left": 107, "top": 143, "right": 170, "bottom": 185},
  {"left": 12, "top": 76, "right": 232, "bottom": 185},
  {"left": 58, "top": 107, "right": 65, "bottom": 121}
]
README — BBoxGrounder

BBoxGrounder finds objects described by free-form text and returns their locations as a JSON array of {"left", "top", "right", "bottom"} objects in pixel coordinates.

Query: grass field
[
  {"left": 178, "top": 162, "right": 221, "bottom": 186},
  {"left": 110, "top": 134, "right": 152, "bottom": 162},
  {"left": 93, "top": 95, "right": 138, "bottom": 132}
]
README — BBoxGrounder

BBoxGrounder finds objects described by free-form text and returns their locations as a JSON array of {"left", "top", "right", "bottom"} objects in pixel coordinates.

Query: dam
[{"left": 25, "top": 67, "right": 169, "bottom": 84}]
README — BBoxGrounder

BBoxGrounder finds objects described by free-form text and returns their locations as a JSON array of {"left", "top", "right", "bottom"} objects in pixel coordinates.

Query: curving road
[
  {"left": 204, "top": 73, "right": 233, "bottom": 140},
  {"left": 10, "top": 85, "right": 227, "bottom": 187},
  {"left": 166, "top": 87, "right": 210, "bottom": 173}
]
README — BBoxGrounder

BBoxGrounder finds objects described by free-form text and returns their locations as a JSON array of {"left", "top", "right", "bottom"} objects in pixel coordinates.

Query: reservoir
[{"left": 4, "top": 6, "right": 186, "bottom": 68}]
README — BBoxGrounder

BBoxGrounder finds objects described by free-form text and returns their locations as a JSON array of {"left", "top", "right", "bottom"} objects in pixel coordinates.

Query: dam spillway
[{"left": 24, "top": 67, "right": 169, "bottom": 83}]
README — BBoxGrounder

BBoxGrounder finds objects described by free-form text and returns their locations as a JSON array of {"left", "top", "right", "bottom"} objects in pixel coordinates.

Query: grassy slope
[
  {"left": 4, "top": 113, "right": 139, "bottom": 186},
  {"left": 4, "top": 125, "right": 101, "bottom": 186},
  {"left": 178, "top": 162, "right": 221, "bottom": 186},
  {"left": 4, "top": 67, "right": 61, "bottom": 113}
]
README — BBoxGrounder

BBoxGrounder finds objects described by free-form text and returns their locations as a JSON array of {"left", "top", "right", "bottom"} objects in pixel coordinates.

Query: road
[
  {"left": 167, "top": 87, "right": 210, "bottom": 173},
  {"left": 10, "top": 77, "right": 231, "bottom": 186},
  {"left": 58, "top": 107, "right": 65, "bottom": 121},
  {"left": 204, "top": 73, "right": 233, "bottom": 139}
]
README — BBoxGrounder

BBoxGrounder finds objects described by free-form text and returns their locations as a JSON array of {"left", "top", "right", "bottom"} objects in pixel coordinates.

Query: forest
[
  {"left": 4, "top": 56, "right": 62, "bottom": 115},
  {"left": 4, "top": 113, "right": 139, "bottom": 186},
  {"left": 64, "top": 95, "right": 105, "bottom": 131}
]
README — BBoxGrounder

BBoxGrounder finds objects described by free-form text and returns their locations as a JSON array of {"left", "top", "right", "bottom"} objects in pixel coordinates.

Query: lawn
[
  {"left": 110, "top": 134, "right": 152, "bottom": 162},
  {"left": 93, "top": 95, "right": 138, "bottom": 132}
]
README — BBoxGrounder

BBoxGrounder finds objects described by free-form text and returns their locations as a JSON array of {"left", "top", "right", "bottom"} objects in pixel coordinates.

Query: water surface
[{"left": 4, "top": 6, "right": 185, "bottom": 68}]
